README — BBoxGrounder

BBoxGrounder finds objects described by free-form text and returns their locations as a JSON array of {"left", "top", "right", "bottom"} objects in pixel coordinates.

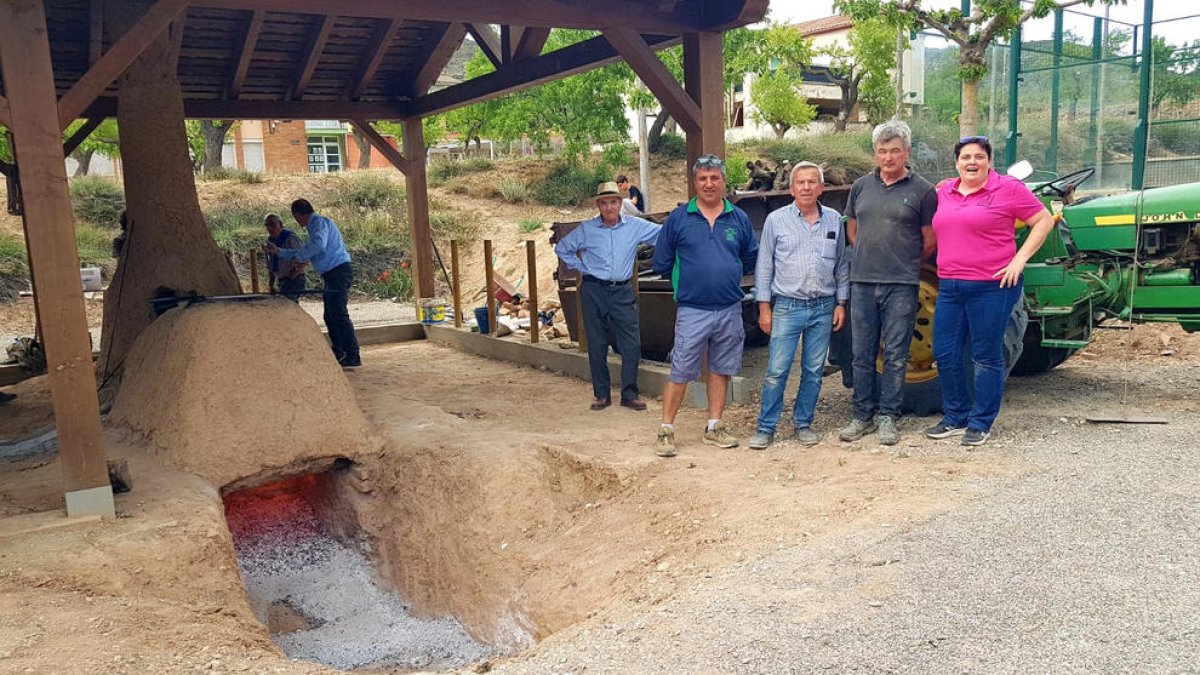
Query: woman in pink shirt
[{"left": 925, "top": 137, "right": 1055, "bottom": 447}]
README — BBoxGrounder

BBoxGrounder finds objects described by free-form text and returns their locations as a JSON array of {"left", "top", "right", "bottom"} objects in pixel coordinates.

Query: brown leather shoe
[
  {"left": 620, "top": 398, "right": 647, "bottom": 411},
  {"left": 590, "top": 397, "right": 612, "bottom": 410}
]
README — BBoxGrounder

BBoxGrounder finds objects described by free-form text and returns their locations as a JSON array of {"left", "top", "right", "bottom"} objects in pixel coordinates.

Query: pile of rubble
[{"left": 489, "top": 298, "right": 571, "bottom": 341}]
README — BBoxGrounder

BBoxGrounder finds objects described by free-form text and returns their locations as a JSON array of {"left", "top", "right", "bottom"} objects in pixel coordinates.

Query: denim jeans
[
  {"left": 756, "top": 296, "right": 835, "bottom": 434},
  {"left": 322, "top": 262, "right": 360, "bottom": 364},
  {"left": 851, "top": 282, "right": 919, "bottom": 421},
  {"left": 933, "top": 278, "right": 1022, "bottom": 432},
  {"left": 580, "top": 278, "right": 641, "bottom": 401}
]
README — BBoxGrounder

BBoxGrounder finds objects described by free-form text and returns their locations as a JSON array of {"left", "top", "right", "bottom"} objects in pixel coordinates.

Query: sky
[{"left": 763, "top": 0, "right": 1198, "bottom": 46}]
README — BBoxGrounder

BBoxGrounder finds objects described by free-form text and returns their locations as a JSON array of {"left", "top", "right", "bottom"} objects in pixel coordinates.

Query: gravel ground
[{"left": 499, "top": 378, "right": 1199, "bottom": 673}]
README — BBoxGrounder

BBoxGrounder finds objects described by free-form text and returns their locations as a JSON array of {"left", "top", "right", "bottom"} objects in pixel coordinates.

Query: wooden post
[
  {"left": 483, "top": 239, "right": 496, "bottom": 336},
  {"left": 525, "top": 240, "right": 539, "bottom": 344},
  {"left": 0, "top": 0, "right": 113, "bottom": 518},
  {"left": 682, "top": 31, "right": 726, "bottom": 196},
  {"left": 450, "top": 240, "right": 463, "bottom": 328},
  {"left": 574, "top": 279, "right": 587, "bottom": 351},
  {"left": 401, "top": 117, "right": 436, "bottom": 301},
  {"left": 248, "top": 248, "right": 260, "bottom": 293}
]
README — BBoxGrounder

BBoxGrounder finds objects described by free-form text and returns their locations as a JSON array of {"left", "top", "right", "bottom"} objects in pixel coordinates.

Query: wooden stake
[
  {"left": 526, "top": 240, "right": 539, "bottom": 343},
  {"left": 248, "top": 248, "right": 260, "bottom": 293},
  {"left": 483, "top": 239, "right": 496, "bottom": 336},
  {"left": 450, "top": 240, "right": 462, "bottom": 328}
]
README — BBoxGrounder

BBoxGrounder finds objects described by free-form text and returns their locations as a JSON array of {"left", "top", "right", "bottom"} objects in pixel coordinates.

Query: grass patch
[
  {"left": 199, "top": 167, "right": 265, "bottom": 183},
  {"left": 498, "top": 178, "right": 528, "bottom": 203},
  {"left": 70, "top": 176, "right": 125, "bottom": 227},
  {"left": 328, "top": 172, "right": 405, "bottom": 212},
  {"left": 0, "top": 233, "right": 29, "bottom": 277},
  {"left": 650, "top": 133, "right": 687, "bottom": 159},
  {"left": 205, "top": 204, "right": 271, "bottom": 254},
  {"left": 534, "top": 161, "right": 610, "bottom": 206},
  {"left": 752, "top": 133, "right": 875, "bottom": 185},
  {"left": 429, "top": 157, "right": 495, "bottom": 183},
  {"left": 518, "top": 218, "right": 543, "bottom": 234},
  {"left": 75, "top": 224, "right": 115, "bottom": 269}
]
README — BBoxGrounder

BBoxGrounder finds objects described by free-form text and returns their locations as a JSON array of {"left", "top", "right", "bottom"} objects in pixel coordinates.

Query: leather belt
[{"left": 582, "top": 274, "right": 630, "bottom": 286}]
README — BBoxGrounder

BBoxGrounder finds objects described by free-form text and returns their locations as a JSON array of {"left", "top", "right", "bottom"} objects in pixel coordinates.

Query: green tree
[
  {"left": 835, "top": 0, "right": 1123, "bottom": 136},
  {"left": 824, "top": 17, "right": 902, "bottom": 131},
  {"left": 750, "top": 70, "right": 817, "bottom": 138},
  {"left": 65, "top": 118, "right": 121, "bottom": 177},
  {"left": 1149, "top": 36, "right": 1200, "bottom": 114}
]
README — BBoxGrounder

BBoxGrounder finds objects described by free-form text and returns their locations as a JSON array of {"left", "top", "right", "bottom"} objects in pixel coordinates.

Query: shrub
[
  {"left": 726, "top": 150, "right": 751, "bottom": 190},
  {"left": 70, "top": 176, "right": 125, "bottom": 227},
  {"left": 329, "top": 172, "right": 405, "bottom": 211},
  {"left": 498, "top": 178, "right": 529, "bottom": 203},
  {"left": 0, "top": 233, "right": 29, "bottom": 277},
  {"left": 75, "top": 224, "right": 115, "bottom": 269},
  {"left": 754, "top": 133, "right": 875, "bottom": 185},
  {"left": 429, "top": 157, "right": 494, "bottom": 182},
  {"left": 430, "top": 210, "right": 479, "bottom": 242},
  {"left": 534, "top": 161, "right": 609, "bottom": 206},
  {"left": 650, "top": 133, "right": 687, "bottom": 159},
  {"left": 198, "top": 167, "right": 265, "bottom": 183},
  {"left": 601, "top": 143, "right": 633, "bottom": 169},
  {"left": 359, "top": 266, "right": 414, "bottom": 301},
  {"left": 205, "top": 204, "right": 272, "bottom": 254},
  {"left": 518, "top": 218, "right": 543, "bottom": 233}
]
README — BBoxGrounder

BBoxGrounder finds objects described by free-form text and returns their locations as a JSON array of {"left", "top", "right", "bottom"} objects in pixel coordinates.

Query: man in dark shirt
[
  {"left": 617, "top": 175, "right": 645, "bottom": 212},
  {"left": 839, "top": 119, "right": 937, "bottom": 446}
]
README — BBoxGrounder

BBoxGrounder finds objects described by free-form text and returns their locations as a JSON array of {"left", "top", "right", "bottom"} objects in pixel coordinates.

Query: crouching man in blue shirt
[
  {"left": 651, "top": 155, "right": 757, "bottom": 457},
  {"left": 264, "top": 198, "right": 361, "bottom": 368}
]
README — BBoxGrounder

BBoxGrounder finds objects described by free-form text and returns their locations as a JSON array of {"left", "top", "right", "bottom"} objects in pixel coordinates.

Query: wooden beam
[
  {"left": 346, "top": 18, "right": 400, "bottom": 101},
  {"left": 348, "top": 119, "right": 405, "bottom": 173},
  {"left": 0, "top": 95, "right": 10, "bottom": 128},
  {"left": 412, "top": 33, "right": 679, "bottom": 118},
  {"left": 465, "top": 23, "right": 503, "bottom": 70},
  {"left": 57, "top": 0, "right": 192, "bottom": 129},
  {"left": 512, "top": 27, "right": 550, "bottom": 61},
  {"left": 82, "top": 96, "right": 408, "bottom": 120},
  {"left": 411, "top": 22, "right": 468, "bottom": 96},
  {"left": 89, "top": 0, "right": 105, "bottom": 65},
  {"left": 62, "top": 117, "right": 105, "bottom": 157},
  {"left": 227, "top": 10, "right": 264, "bottom": 99},
  {"left": 683, "top": 31, "right": 725, "bottom": 194},
  {"left": 402, "top": 118, "right": 435, "bottom": 301},
  {"left": 0, "top": 0, "right": 114, "bottom": 518},
  {"left": 290, "top": 14, "right": 335, "bottom": 100},
  {"left": 190, "top": 0, "right": 730, "bottom": 33},
  {"left": 604, "top": 28, "right": 701, "bottom": 134}
]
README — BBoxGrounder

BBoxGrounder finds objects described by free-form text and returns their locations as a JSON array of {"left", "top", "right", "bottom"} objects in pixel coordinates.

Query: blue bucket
[{"left": 474, "top": 307, "right": 490, "bottom": 334}]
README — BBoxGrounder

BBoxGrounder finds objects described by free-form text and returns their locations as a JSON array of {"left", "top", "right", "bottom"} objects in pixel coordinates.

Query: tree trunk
[
  {"left": 72, "top": 148, "right": 95, "bottom": 177},
  {"left": 99, "top": 3, "right": 241, "bottom": 377},
  {"left": 200, "top": 120, "right": 233, "bottom": 173},
  {"left": 835, "top": 80, "right": 852, "bottom": 132},
  {"left": 647, "top": 108, "right": 669, "bottom": 147},
  {"left": 2, "top": 168, "right": 20, "bottom": 216},
  {"left": 958, "top": 45, "right": 987, "bottom": 137},
  {"left": 351, "top": 126, "right": 372, "bottom": 169},
  {"left": 773, "top": 123, "right": 789, "bottom": 139}
]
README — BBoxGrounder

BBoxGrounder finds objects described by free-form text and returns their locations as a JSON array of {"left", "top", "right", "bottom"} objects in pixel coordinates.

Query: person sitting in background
[
  {"left": 617, "top": 175, "right": 645, "bottom": 212},
  {"left": 264, "top": 213, "right": 306, "bottom": 301}
]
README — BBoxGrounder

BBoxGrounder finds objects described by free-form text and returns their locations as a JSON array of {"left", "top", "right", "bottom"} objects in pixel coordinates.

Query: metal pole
[
  {"left": 1131, "top": 0, "right": 1154, "bottom": 190},
  {"left": 1088, "top": 16, "right": 1102, "bottom": 178},
  {"left": 1097, "top": 6, "right": 1110, "bottom": 185},
  {"left": 1047, "top": 9, "right": 1063, "bottom": 173},
  {"left": 895, "top": 30, "right": 905, "bottom": 118},
  {"left": 637, "top": 98, "right": 651, "bottom": 212},
  {"left": 988, "top": 42, "right": 999, "bottom": 143},
  {"left": 1006, "top": 27, "right": 1022, "bottom": 168}
]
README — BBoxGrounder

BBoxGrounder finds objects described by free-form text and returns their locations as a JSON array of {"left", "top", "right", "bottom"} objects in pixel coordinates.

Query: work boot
[
  {"left": 878, "top": 416, "right": 899, "bottom": 446},
  {"left": 620, "top": 398, "right": 647, "bottom": 411},
  {"left": 747, "top": 431, "right": 773, "bottom": 450},
  {"left": 838, "top": 418, "right": 877, "bottom": 442},
  {"left": 702, "top": 422, "right": 738, "bottom": 449},
  {"left": 793, "top": 427, "right": 820, "bottom": 447},
  {"left": 590, "top": 397, "right": 612, "bottom": 411},
  {"left": 655, "top": 427, "right": 677, "bottom": 457}
]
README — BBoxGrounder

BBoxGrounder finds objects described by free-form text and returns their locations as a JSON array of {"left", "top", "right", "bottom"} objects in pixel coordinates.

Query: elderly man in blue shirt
[
  {"left": 556, "top": 182, "right": 661, "bottom": 411},
  {"left": 263, "top": 198, "right": 361, "bottom": 368},
  {"left": 748, "top": 161, "right": 850, "bottom": 450}
]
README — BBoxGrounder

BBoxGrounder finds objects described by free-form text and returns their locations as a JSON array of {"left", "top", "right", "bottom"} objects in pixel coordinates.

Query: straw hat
[{"left": 593, "top": 181, "right": 621, "bottom": 201}]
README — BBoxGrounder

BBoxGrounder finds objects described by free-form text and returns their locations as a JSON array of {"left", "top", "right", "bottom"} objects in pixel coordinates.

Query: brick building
[{"left": 225, "top": 120, "right": 399, "bottom": 174}]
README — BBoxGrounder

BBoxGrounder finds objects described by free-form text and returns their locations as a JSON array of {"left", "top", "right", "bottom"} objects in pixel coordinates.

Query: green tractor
[{"left": 895, "top": 166, "right": 1200, "bottom": 414}]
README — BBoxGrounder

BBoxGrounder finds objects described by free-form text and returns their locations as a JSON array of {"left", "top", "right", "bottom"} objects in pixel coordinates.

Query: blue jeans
[
  {"left": 322, "top": 262, "right": 360, "bottom": 364},
  {"left": 851, "top": 282, "right": 919, "bottom": 421},
  {"left": 757, "top": 296, "right": 836, "bottom": 434},
  {"left": 934, "top": 278, "right": 1022, "bottom": 432}
]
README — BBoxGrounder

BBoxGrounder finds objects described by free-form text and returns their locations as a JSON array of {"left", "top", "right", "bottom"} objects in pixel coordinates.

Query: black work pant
[
  {"left": 322, "top": 262, "right": 360, "bottom": 364},
  {"left": 580, "top": 278, "right": 642, "bottom": 402}
]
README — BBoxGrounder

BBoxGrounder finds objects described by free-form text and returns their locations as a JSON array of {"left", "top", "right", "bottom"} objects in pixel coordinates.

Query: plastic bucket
[
  {"left": 418, "top": 302, "right": 446, "bottom": 324},
  {"left": 474, "top": 307, "right": 490, "bottom": 334}
]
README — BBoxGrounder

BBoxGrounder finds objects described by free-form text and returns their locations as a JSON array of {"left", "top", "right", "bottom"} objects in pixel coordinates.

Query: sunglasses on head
[
  {"left": 959, "top": 135, "right": 989, "bottom": 144},
  {"left": 695, "top": 154, "right": 725, "bottom": 168}
]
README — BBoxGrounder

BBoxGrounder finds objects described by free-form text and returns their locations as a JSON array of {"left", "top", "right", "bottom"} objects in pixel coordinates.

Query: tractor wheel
[
  {"left": 898, "top": 272, "right": 1028, "bottom": 416},
  {"left": 1010, "top": 319, "right": 1074, "bottom": 376}
]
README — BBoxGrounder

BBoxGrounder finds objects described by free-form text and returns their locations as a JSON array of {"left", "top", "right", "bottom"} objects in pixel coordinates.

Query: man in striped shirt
[{"left": 748, "top": 161, "right": 850, "bottom": 449}]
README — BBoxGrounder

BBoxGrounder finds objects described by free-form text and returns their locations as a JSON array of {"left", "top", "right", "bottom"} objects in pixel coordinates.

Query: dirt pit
[{"left": 224, "top": 466, "right": 491, "bottom": 671}]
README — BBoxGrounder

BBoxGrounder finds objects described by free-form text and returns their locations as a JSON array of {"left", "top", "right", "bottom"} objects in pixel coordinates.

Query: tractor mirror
[{"left": 1006, "top": 160, "right": 1033, "bottom": 180}]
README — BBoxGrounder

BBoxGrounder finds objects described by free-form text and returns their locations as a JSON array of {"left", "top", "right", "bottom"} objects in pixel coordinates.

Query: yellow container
[{"left": 418, "top": 301, "right": 446, "bottom": 324}]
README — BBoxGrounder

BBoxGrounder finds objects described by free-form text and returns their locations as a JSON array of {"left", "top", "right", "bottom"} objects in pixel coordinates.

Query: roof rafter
[
  {"left": 82, "top": 96, "right": 407, "bottom": 120},
  {"left": 465, "top": 23, "right": 503, "bottom": 69},
  {"left": 290, "top": 14, "right": 335, "bottom": 100},
  {"left": 411, "top": 22, "right": 469, "bottom": 96},
  {"left": 409, "top": 32, "right": 678, "bottom": 118},
  {"left": 346, "top": 18, "right": 400, "bottom": 101},
  {"left": 227, "top": 10, "right": 265, "bottom": 99},
  {"left": 604, "top": 27, "right": 699, "bottom": 133},
  {"left": 511, "top": 26, "right": 550, "bottom": 61}
]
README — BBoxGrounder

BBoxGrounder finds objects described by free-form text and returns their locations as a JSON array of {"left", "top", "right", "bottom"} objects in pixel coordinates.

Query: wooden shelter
[{"left": 0, "top": 0, "right": 767, "bottom": 518}]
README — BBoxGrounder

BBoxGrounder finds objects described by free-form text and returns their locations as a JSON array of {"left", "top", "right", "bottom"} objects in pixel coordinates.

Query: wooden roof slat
[
  {"left": 289, "top": 13, "right": 335, "bottom": 100},
  {"left": 227, "top": 10, "right": 264, "bottom": 98},
  {"left": 411, "top": 22, "right": 467, "bottom": 96},
  {"left": 346, "top": 18, "right": 399, "bottom": 101},
  {"left": 465, "top": 23, "right": 502, "bottom": 70}
]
